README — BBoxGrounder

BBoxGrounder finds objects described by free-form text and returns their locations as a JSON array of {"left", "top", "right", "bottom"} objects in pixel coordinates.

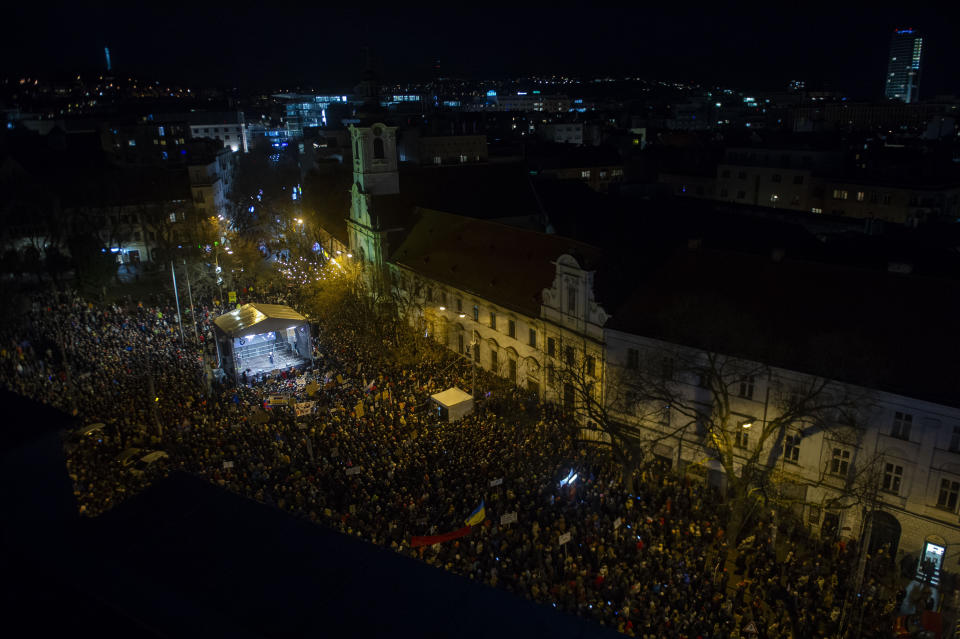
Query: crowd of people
[{"left": 0, "top": 285, "right": 902, "bottom": 638}]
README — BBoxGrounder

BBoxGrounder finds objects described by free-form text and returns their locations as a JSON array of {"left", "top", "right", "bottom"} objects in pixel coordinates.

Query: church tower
[
  {"left": 350, "top": 123, "right": 399, "bottom": 195},
  {"left": 347, "top": 123, "right": 399, "bottom": 273}
]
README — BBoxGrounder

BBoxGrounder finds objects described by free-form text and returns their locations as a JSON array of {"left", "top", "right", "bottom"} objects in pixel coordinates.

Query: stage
[
  {"left": 212, "top": 303, "right": 313, "bottom": 385},
  {"left": 237, "top": 350, "right": 310, "bottom": 378}
]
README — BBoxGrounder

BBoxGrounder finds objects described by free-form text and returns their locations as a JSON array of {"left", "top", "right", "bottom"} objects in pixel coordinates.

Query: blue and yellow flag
[{"left": 465, "top": 500, "right": 485, "bottom": 526}]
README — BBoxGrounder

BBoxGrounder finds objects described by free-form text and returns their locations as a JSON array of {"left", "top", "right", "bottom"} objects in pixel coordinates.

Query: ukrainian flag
[{"left": 465, "top": 500, "right": 485, "bottom": 526}]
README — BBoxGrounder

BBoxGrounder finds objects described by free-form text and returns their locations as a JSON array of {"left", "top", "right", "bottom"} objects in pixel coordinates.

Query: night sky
[{"left": 5, "top": 7, "right": 960, "bottom": 97}]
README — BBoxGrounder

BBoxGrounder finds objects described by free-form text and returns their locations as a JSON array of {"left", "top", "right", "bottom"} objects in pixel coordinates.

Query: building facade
[
  {"left": 186, "top": 111, "right": 249, "bottom": 153},
  {"left": 885, "top": 28, "right": 923, "bottom": 104},
  {"left": 603, "top": 331, "right": 960, "bottom": 573},
  {"left": 333, "top": 117, "right": 960, "bottom": 577},
  {"left": 188, "top": 146, "right": 235, "bottom": 221}
]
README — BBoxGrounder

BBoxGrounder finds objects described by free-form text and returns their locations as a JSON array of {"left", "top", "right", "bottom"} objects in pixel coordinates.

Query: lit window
[
  {"left": 856, "top": 191, "right": 865, "bottom": 202},
  {"left": 831, "top": 448, "right": 850, "bottom": 476},
  {"left": 782, "top": 434, "right": 801, "bottom": 463},
  {"left": 811, "top": 207, "right": 823, "bottom": 214},
  {"left": 735, "top": 429, "right": 749, "bottom": 448},
  {"left": 938, "top": 479, "right": 960, "bottom": 512},
  {"left": 882, "top": 463, "right": 903, "bottom": 495},
  {"left": 580, "top": 170, "right": 591, "bottom": 178}
]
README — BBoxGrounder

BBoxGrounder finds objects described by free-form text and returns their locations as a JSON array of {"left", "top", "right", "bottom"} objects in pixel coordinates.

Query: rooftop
[
  {"left": 391, "top": 208, "right": 606, "bottom": 317},
  {"left": 213, "top": 303, "right": 307, "bottom": 338}
]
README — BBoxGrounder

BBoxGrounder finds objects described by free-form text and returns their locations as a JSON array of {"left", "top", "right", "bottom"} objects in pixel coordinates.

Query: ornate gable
[{"left": 541, "top": 253, "right": 609, "bottom": 335}]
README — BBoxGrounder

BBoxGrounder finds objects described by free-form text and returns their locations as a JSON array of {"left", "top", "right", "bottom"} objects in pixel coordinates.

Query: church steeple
[{"left": 349, "top": 123, "right": 399, "bottom": 195}]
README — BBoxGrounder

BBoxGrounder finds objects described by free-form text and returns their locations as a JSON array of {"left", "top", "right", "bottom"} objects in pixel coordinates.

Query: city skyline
[{"left": 5, "top": 7, "right": 960, "bottom": 98}]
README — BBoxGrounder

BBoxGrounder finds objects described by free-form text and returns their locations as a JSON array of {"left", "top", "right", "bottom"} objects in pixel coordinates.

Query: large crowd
[{"left": 0, "top": 286, "right": 903, "bottom": 638}]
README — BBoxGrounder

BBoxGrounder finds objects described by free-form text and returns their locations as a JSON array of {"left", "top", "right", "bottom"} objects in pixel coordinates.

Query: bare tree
[{"left": 604, "top": 342, "right": 869, "bottom": 544}]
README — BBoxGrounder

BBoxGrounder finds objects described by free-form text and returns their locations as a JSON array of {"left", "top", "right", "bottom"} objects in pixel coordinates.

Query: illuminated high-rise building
[{"left": 884, "top": 28, "right": 923, "bottom": 103}]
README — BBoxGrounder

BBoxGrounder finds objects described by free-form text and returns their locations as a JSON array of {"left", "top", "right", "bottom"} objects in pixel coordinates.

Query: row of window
[
  {"left": 721, "top": 169, "right": 805, "bottom": 185},
  {"left": 579, "top": 168, "right": 624, "bottom": 179},
  {"left": 832, "top": 189, "right": 894, "bottom": 205},
  {"left": 626, "top": 355, "right": 936, "bottom": 447},
  {"left": 416, "top": 278, "right": 601, "bottom": 384},
  {"left": 196, "top": 126, "right": 242, "bottom": 134}
]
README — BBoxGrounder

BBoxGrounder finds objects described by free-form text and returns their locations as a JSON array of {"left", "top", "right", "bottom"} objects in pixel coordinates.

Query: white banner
[
  {"left": 558, "top": 532, "right": 571, "bottom": 545},
  {"left": 223, "top": 461, "right": 234, "bottom": 469},
  {"left": 489, "top": 478, "right": 504, "bottom": 487},
  {"left": 345, "top": 466, "right": 362, "bottom": 476},
  {"left": 500, "top": 512, "right": 518, "bottom": 525},
  {"left": 295, "top": 401, "right": 316, "bottom": 417}
]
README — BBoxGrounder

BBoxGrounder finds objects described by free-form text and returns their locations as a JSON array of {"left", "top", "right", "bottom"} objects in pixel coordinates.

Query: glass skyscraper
[{"left": 884, "top": 28, "right": 923, "bottom": 103}]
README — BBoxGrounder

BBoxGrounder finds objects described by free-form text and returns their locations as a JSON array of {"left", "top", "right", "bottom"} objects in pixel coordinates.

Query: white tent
[{"left": 430, "top": 387, "right": 474, "bottom": 423}]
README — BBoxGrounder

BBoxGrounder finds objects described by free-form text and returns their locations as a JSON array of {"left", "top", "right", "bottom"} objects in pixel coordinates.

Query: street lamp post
[
  {"left": 170, "top": 261, "right": 185, "bottom": 344},
  {"left": 183, "top": 259, "right": 199, "bottom": 342}
]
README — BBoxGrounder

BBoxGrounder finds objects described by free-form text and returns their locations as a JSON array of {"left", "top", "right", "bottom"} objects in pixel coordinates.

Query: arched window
[
  {"left": 354, "top": 138, "right": 359, "bottom": 160},
  {"left": 373, "top": 137, "right": 385, "bottom": 160}
]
